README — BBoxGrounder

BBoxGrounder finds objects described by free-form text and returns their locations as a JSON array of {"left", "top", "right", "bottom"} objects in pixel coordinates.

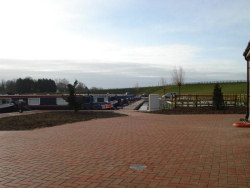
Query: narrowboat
[
  {"left": 0, "top": 94, "right": 138, "bottom": 113},
  {"left": 0, "top": 99, "right": 16, "bottom": 113}
]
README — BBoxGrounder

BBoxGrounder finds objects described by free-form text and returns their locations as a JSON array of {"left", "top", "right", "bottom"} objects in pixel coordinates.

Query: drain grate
[{"left": 130, "top": 164, "right": 147, "bottom": 170}]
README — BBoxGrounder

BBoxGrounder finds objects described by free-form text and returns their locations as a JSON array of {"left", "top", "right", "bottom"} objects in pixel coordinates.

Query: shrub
[
  {"left": 64, "top": 80, "right": 84, "bottom": 112},
  {"left": 213, "top": 83, "right": 224, "bottom": 110}
]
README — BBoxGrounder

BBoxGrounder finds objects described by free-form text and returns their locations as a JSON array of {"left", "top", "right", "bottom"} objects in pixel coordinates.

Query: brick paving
[{"left": 0, "top": 112, "right": 249, "bottom": 187}]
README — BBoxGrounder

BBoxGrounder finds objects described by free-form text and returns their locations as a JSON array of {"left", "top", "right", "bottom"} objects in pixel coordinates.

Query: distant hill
[{"left": 90, "top": 81, "right": 247, "bottom": 95}]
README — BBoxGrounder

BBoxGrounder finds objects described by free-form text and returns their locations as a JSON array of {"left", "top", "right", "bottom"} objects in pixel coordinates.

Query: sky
[{"left": 0, "top": 0, "right": 249, "bottom": 88}]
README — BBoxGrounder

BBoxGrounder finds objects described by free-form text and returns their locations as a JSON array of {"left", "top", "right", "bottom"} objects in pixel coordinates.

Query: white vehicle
[{"left": 162, "top": 92, "right": 178, "bottom": 99}]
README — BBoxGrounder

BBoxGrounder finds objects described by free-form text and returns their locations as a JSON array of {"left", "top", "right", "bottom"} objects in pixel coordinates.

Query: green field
[
  {"left": 90, "top": 82, "right": 247, "bottom": 95},
  {"left": 155, "top": 82, "right": 247, "bottom": 95}
]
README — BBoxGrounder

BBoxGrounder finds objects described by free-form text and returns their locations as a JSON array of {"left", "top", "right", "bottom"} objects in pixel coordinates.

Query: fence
[{"left": 161, "top": 94, "right": 247, "bottom": 109}]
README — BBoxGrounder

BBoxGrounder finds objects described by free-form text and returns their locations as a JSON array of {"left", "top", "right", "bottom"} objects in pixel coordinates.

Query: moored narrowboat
[{"left": 0, "top": 93, "right": 139, "bottom": 113}]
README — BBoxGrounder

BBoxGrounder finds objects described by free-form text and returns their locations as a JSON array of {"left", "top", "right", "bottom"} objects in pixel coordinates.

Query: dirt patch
[{"left": 0, "top": 111, "right": 127, "bottom": 131}]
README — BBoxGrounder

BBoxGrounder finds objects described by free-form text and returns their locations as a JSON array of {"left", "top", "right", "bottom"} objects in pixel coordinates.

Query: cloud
[
  {"left": 0, "top": 0, "right": 248, "bottom": 88},
  {"left": 0, "top": 59, "right": 246, "bottom": 88},
  {"left": 0, "top": 0, "right": 200, "bottom": 64},
  {"left": 149, "top": 0, "right": 250, "bottom": 37},
  {"left": 0, "top": 41, "right": 199, "bottom": 66}
]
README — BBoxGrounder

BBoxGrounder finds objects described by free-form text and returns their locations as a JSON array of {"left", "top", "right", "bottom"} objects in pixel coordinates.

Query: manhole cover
[{"left": 130, "top": 164, "right": 147, "bottom": 170}]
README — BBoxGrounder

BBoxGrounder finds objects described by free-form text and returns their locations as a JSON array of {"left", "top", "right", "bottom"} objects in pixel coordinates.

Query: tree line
[{"left": 0, "top": 77, "right": 89, "bottom": 94}]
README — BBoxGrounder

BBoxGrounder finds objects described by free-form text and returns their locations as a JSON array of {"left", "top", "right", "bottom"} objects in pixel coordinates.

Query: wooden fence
[{"left": 162, "top": 94, "right": 247, "bottom": 109}]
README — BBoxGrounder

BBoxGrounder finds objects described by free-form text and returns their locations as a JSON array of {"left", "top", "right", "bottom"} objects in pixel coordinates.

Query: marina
[{"left": 0, "top": 94, "right": 140, "bottom": 113}]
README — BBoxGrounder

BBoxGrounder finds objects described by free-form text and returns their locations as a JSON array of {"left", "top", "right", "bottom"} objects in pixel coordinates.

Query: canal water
[{"left": 139, "top": 102, "right": 148, "bottom": 111}]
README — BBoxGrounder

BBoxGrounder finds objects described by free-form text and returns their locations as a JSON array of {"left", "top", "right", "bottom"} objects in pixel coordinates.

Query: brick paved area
[{"left": 0, "top": 112, "right": 249, "bottom": 187}]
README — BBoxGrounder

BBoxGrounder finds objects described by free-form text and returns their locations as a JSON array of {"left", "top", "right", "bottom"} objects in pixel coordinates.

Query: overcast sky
[{"left": 0, "top": 0, "right": 249, "bottom": 88}]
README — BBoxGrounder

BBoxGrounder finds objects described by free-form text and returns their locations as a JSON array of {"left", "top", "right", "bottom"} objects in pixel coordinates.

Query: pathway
[
  {"left": 0, "top": 112, "right": 249, "bottom": 187},
  {"left": 122, "top": 99, "right": 145, "bottom": 110}
]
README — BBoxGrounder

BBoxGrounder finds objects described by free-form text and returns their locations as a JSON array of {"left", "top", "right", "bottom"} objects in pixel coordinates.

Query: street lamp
[{"left": 243, "top": 41, "right": 250, "bottom": 121}]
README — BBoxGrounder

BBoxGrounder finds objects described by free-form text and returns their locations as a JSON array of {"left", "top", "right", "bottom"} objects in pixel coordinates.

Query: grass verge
[{"left": 0, "top": 111, "right": 127, "bottom": 131}]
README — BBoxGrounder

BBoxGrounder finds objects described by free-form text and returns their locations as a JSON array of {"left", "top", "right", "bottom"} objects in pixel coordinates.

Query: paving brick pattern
[{"left": 0, "top": 112, "right": 249, "bottom": 187}]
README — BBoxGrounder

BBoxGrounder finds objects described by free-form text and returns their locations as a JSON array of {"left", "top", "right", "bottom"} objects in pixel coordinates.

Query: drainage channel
[{"left": 130, "top": 164, "right": 147, "bottom": 170}]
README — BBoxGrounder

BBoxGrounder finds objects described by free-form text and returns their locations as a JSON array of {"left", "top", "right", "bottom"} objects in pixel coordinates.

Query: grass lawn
[
  {"left": 89, "top": 82, "right": 246, "bottom": 95},
  {"left": 0, "top": 111, "right": 127, "bottom": 131},
  {"left": 153, "top": 82, "right": 247, "bottom": 95}
]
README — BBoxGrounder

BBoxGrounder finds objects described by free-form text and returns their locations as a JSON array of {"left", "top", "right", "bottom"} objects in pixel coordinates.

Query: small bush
[
  {"left": 213, "top": 83, "right": 224, "bottom": 110},
  {"left": 64, "top": 80, "right": 83, "bottom": 112}
]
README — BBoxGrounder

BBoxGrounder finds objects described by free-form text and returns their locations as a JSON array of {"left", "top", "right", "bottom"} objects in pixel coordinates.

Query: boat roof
[{"left": 0, "top": 94, "right": 135, "bottom": 98}]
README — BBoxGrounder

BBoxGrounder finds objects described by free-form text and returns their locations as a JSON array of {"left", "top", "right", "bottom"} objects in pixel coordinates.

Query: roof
[{"left": 243, "top": 41, "right": 250, "bottom": 60}]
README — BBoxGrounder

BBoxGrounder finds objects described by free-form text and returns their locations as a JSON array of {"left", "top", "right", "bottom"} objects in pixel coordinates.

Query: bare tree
[
  {"left": 55, "top": 78, "right": 69, "bottom": 93},
  {"left": 134, "top": 82, "right": 139, "bottom": 94},
  {"left": 160, "top": 77, "right": 167, "bottom": 94},
  {"left": 171, "top": 67, "right": 185, "bottom": 95},
  {"left": 90, "top": 87, "right": 102, "bottom": 90},
  {"left": 76, "top": 81, "right": 88, "bottom": 93},
  {"left": 0, "top": 80, "right": 6, "bottom": 94}
]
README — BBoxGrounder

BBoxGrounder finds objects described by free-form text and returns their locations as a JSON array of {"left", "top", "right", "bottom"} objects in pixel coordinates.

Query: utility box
[{"left": 149, "top": 94, "right": 160, "bottom": 111}]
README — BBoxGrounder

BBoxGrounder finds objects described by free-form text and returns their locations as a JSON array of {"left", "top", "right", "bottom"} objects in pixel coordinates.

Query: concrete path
[
  {"left": 122, "top": 99, "right": 145, "bottom": 110},
  {"left": 0, "top": 112, "right": 249, "bottom": 187}
]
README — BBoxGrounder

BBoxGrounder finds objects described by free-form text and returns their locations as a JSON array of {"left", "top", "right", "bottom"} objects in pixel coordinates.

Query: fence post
[
  {"left": 175, "top": 95, "right": 177, "bottom": 108},
  {"left": 235, "top": 95, "right": 237, "bottom": 107},
  {"left": 196, "top": 95, "right": 198, "bottom": 108},
  {"left": 171, "top": 96, "right": 173, "bottom": 108}
]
